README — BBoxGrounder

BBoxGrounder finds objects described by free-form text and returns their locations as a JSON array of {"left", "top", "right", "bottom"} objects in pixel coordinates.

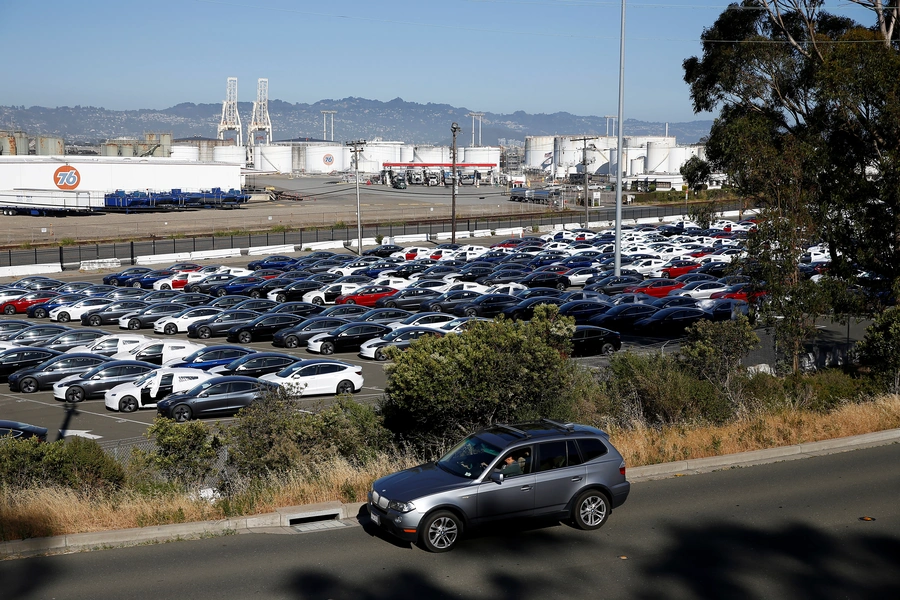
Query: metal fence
[{"left": 0, "top": 201, "right": 744, "bottom": 269}]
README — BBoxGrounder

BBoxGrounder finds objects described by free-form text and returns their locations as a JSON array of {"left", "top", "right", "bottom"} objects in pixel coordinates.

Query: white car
[
  {"left": 436, "top": 281, "right": 490, "bottom": 294},
  {"left": 670, "top": 281, "right": 730, "bottom": 299},
  {"left": 393, "top": 246, "right": 432, "bottom": 261},
  {"left": 153, "top": 272, "right": 207, "bottom": 290},
  {"left": 260, "top": 359, "right": 364, "bottom": 395},
  {"left": 111, "top": 339, "right": 206, "bottom": 364},
  {"left": 369, "top": 277, "right": 410, "bottom": 290},
  {"left": 302, "top": 282, "right": 365, "bottom": 305},
  {"left": 0, "top": 289, "right": 27, "bottom": 304},
  {"left": 66, "top": 333, "right": 150, "bottom": 356},
  {"left": 104, "top": 367, "right": 216, "bottom": 413},
  {"left": 49, "top": 297, "right": 113, "bottom": 323},
  {"left": 153, "top": 307, "right": 223, "bottom": 334},
  {"left": 631, "top": 258, "right": 668, "bottom": 277},
  {"left": 326, "top": 258, "right": 379, "bottom": 277},
  {"left": 387, "top": 312, "right": 456, "bottom": 330},
  {"left": 217, "top": 266, "right": 254, "bottom": 277}
]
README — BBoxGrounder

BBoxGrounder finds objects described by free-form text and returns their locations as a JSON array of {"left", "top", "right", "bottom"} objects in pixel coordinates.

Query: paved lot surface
[{"left": 3, "top": 443, "right": 898, "bottom": 599}]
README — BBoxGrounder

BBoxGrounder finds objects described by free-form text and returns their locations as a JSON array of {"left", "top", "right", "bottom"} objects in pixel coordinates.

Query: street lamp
[
  {"left": 451, "top": 122, "right": 461, "bottom": 243},
  {"left": 346, "top": 139, "right": 366, "bottom": 255}
]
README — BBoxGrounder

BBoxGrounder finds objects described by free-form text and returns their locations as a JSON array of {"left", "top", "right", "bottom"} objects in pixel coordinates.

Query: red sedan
[
  {"left": 709, "top": 283, "right": 766, "bottom": 302},
  {"left": 622, "top": 279, "right": 685, "bottom": 298},
  {"left": 659, "top": 260, "right": 701, "bottom": 279},
  {"left": 335, "top": 285, "right": 400, "bottom": 306},
  {"left": 0, "top": 291, "right": 60, "bottom": 315}
]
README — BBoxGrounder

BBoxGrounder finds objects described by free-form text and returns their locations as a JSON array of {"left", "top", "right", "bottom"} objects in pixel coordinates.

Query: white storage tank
[
  {"left": 667, "top": 147, "right": 689, "bottom": 174},
  {"left": 461, "top": 147, "right": 501, "bottom": 169},
  {"left": 213, "top": 145, "right": 247, "bottom": 166},
  {"left": 291, "top": 145, "right": 306, "bottom": 173},
  {"left": 305, "top": 145, "right": 345, "bottom": 173},
  {"left": 646, "top": 142, "right": 671, "bottom": 173},
  {"left": 171, "top": 145, "right": 200, "bottom": 161},
  {"left": 361, "top": 144, "right": 397, "bottom": 171},
  {"left": 400, "top": 145, "right": 415, "bottom": 163},
  {"left": 35, "top": 136, "right": 64, "bottom": 156},
  {"left": 630, "top": 158, "right": 645, "bottom": 176},
  {"left": 254, "top": 145, "right": 292, "bottom": 173},
  {"left": 524, "top": 136, "right": 554, "bottom": 170},
  {"left": 413, "top": 146, "right": 449, "bottom": 163}
]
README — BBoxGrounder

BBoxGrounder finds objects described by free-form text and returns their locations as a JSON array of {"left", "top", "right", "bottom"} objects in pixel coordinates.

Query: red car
[
  {"left": 709, "top": 283, "right": 767, "bottom": 302},
  {"left": 622, "top": 279, "right": 685, "bottom": 298},
  {"left": 0, "top": 291, "right": 60, "bottom": 315},
  {"left": 250, "top": 269, "right": 284, "bottom": 280},
  {"left": 335, "top": 285, "right": 400, "bottom": 306},
  {"left": 491, "top": 238, "right": 524, "bottom": 249},
  {"left": 659, "top": 260, "right": 701, "bottom": 279}
]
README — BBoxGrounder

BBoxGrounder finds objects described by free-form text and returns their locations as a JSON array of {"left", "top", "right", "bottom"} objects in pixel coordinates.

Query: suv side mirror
[{"left": 489, "top": 472, "right": 504, "bottom": 485}]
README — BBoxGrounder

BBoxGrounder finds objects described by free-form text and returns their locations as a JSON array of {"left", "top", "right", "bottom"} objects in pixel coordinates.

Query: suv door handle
[
  {"left": 520, "top": 486, "right": 532, "bottom": 492},
  {"left": 571, "top": 477, "right": 583, "bottom": 482}
]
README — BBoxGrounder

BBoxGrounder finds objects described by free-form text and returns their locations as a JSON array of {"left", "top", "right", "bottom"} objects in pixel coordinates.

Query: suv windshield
[{"left": 437, "top": 435, "right": 502, "bottom": 480}]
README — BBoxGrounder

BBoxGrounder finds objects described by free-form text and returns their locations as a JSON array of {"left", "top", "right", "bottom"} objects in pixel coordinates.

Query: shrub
[
  {"left": 142, "top": 417, "right": 220, "bottom": 486},
  {"left": 0, "top": 437, "right": 124, "bottom": 491},
  {"left": 855, "top": 307, "right": 900, "bottom": 393}
]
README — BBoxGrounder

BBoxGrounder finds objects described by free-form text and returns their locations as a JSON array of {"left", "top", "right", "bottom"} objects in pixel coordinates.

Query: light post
[
  {"left": 613, "top": 0, "right": 626, "bottom": 277},
  {"left": 451, "top": 122, "right": 461, "bottom": 243},
  {"left": 346, "top": 139, "right": 366, "bottom": 255}
]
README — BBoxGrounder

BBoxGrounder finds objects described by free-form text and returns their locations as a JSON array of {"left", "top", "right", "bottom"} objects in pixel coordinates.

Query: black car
[
  {"left": 650, "top": 296, "right": 700, "bottom": 310},
  {"left": 226, "top": 313, "right": 306, "bottom": 343},
  {"left": 0, "top": 420, "right": 49, "bottom": 441},
  {"left": 266, "top": 301, "right": 325, "bottom": 318},
  {"left": 140, "top": 289, "right": 185, "bottom": 303},
  {"left": 103, "top": 288, "right": 149, "bottom": 301},
  {"left": 187, "top": 310, "right": 262, "bottom": 339},
  {"left": 157, "top": 376, "right": 277, "bottom": 422},
  {"left": 55, "top": 360, "right": 157, "bottom": 402},
  {"left": 363, "top": 244, "right": 405, "bottom": 258},
  {"left": 232, "top": 298, "right": 278, "bottom": 313},
  {"left": 519, "top": 272, "right": 571, "bottom": 290},
  {"left": 515, "top": 287, "right": 566, "bottom": 300},
  {"left": 0, "top": 347, "right": 62, "bottom": 382},
  {"left": 209, "top": 352, "right": 298, "bottom": 378},
  {"left": 571, "top": 326, "right": 622, "bottom": 357},
  {"left": 452, "top": 294, "right": 520, "bottom": 318},
  {"left": 8, "top": 353, "right": 111, "bottom": 393},
  {"left": 360, "top": 326, "right": 445, "bottom": 361},
  {"left": 375, "top": 288, "right": 442, "bottom": 310},
  {"left": 318, "top": 304, "right": 371, "bottom": 319},
  {"left": 271, "top": 317, "right": 352, "bottom": 349},
  {"left": 271, "top": 280, "right": 325, "bottom": 303},
  {"left": 421, "top": 289, "right": 484, "bottom": 313},
  {"left": 633, "top": 307, "right": 708, "bottom": 336},
  {"left": 183, "top": 273, "right": 237, "bottom": 294},
  {"left": 307, "top": 322, "right": 393, "bottom": 355},
  {"left": 501, "top": 297, "right": 567, "bottom": 321},
  {"left": 36, "top": 329, "right": 108, "bottom": 352},
  {"left": 243, "top": 278, "right": 299, "bottom": 299},
  {"left": 356, "top": 308, "right": 413, "bottom": 324},
  {"left": 479, "top": 270, "right": 529, "bottom": 286},
  {"left": 81, "top": 301, "right": 150, "bottom": 326},
  {"left": 5, "top": 324, "right": 72, "bottom": 346},
  {"left": 585, "top": 275, "right": 644, "bottom": 295},
  {"left": 558, "top": 300, "right": 615, "bottom": 324},
  {"left": 120, "top": 303, "right": 189, "bottom": 330},
  {"left": 0, "top": 319, "right": 33, "bottom": 339},
  {"left": 587, "top": 304, "right": 660, "bottom": 332},
  {"left": 207, "top": 295, "right": 248, "bottom": 310},
  {"left": 174, "top": 293, "right": 216, "bottom": 307},
  {"left": 103, "top": 267, "right": 153, "bottom": 286},
  {"left": 384, "top": 262, "right": 432, "bottom": 279}
]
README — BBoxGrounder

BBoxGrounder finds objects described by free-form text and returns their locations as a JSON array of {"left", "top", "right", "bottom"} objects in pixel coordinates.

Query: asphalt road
[{"left": 3, "top": 443, "right": 898, "bottom": 599}]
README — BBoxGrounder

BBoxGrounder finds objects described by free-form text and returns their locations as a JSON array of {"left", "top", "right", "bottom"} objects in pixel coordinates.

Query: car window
[
  {"left": 228, "top": 381, "right": 255, "bottom": 393},
  {"left": 536, "top": 441, "right": 570, "bottom": 471},
  {"left": 317, "top": 364, "right": 343, "bottom": 375},
  {"left": 220, "top": 350, "right": 245, "bottom": 360},
  {"left": 297, "top": 366, "right": 318, "bottom": 377},
  {"left": 203, "top": 384, "right": 229, "bottom": 396},
  {"left": 159, "top": 373, "right": 175, "bottom": 386},
  {"left": 576, "top": 438, "right": 609, "bottom": 462}
]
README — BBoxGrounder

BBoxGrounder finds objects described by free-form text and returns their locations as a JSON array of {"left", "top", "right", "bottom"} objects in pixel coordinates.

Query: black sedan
[
  {"left": 519, "top": 272, "right": 571, "bottom": 290},
  {"left": 5, "top": 324, "right": 72, "bottom": 346},
  {"left": 271, "top": 280, "right": 326, "bottom": 303},
  {"left": 183, "top": 273, "right": 236, "bottom": 294},
  {"left": 53, "top": 360, "right": 157, "bottom": 402},
  {"left": 174, "top": 293, "right": 216, "bottom": 307},
  {"left": 156, "top": 376, "right": 277, "bottom": 422},
  {"left": 451, "top": 294, "right": 520, "bottom": 318},
  {"left": 586, "top": 303, "right": 660, "bottom": 332},
  {"left": 209, "top": 352, "right": 298, "bottom": 378},
  {"left": 0, "top": 420, "right": 49, "bottom": 441},
  {"left": 501, "top": 297, "right": 567, "bottom": 321},
  {"left": 243, "top": 277, "right": 300, "bottom": 299},
  {"left": 0, "top": 319, "right": 34, "bottom": 339},
  {"left": 306, "top": 323, "right": 393, "bottom": 355},
  {"left": 585, "top": 275, "right": 644, "bottom": 295},
  {"left": 362, "top": 244, "right": 405, "bottom": 258},
  {"left": 187, "top": 310, "right": 262, "bottom": 339},
  {"left": 421, "top": 289, "right": 484, "bottom": 313},
  {"left": 225, "top": 313, "right": 307, "bottom": 344},
  {"left": 632, "top": 307, "right": 708, "bottom": 336},
  {"left": 375, "top": 287, "right": 442, "bottom": 310},
  {"left": 0, "top": 347, "right": 62, "bottom": 382},
  {"left": 355, "top": 308, "right": 413, "bottom": 324},
  {"left": 571, "top": 325, "right": 622, "bottom": 357},
  {"left": 8, "top": 353, "right": 110, "bottom": 393},
  {"left": 318, "top": 304, "right": 371, "bottom": 319},
  {"left": 81, "top": 301, "right": 150, "bottom": 327},
  {"left": 558, "top": 300, "right": 615, "bottom": 324},
  {"left": 36, "top": 329, "right": 108, "bottom": 352},
  {"left": 271, "top": 317, "right": 352, "bottom": 349},
  {"left": 119, "top": 303, "right": 188, "bottom": 330}
]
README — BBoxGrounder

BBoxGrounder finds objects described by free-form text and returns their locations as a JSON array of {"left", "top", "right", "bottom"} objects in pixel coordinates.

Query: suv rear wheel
[
  {"left": 571, "top": 489, "right": 610, "bottom": 530},
  {"left": 419, "top": 510, "right": 462, "bottom": 553}
]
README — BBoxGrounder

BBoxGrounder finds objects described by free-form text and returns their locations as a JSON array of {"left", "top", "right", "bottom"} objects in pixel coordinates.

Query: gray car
[{"left": 368, "top": 420, "right": 630, "bottom": 552}]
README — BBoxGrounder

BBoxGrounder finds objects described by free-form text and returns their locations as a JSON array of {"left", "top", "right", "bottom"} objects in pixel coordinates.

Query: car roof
[{"left": 476, "top": 420, "right": 607, "bottom": 447}]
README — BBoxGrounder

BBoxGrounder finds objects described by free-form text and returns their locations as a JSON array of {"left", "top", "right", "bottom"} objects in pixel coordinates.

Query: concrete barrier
[
  {"left": 494, "top": 227, "right": 524, "bottom": 236},
  {"left": 246, "top": 244, "right": 296, "bottom": 256},
  {"left": 302, "top": 240, "right": 349, "bottom": 251},
  {"left": 0, "top": 263, "right": 62, "bottom": 278},
  {"left": 136, "top": 252, "right": 192, "bottom": 265},
  {"left": 79, "top": 258, "right": 121, "bottom": 271},
  {"left": 433, "top": 231, "right": 472, "bottom": 240},
  {"left": 393, "top": 234, "right": 429, "bottom": 243},
  {"left": 471, "top": 229, "right": 493, "bottom": 238},
  {"left": 190, "top": 249, "right": 242, "bottom": 261}
]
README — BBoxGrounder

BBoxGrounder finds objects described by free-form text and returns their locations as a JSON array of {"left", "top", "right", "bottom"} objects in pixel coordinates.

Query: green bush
[
  {"left": 141, "top": 417, "right": 220, "bottom": 486},
  {"left": 855, "top": 307, "right": 900, "bottom": 393},
  {"left": 782, "top": 369, "right": 872, "bottom": 412},
  {"left": 0, "top": 437, "right": 124, "bottom": 491}
]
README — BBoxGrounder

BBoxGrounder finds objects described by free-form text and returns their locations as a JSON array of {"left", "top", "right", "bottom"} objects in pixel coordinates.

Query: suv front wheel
[
  {"left": 419, "top": 510, "right": 462, "bottom": 553},
  {"left": 571, "top": 489, "right": 610, "bottom": 530}
]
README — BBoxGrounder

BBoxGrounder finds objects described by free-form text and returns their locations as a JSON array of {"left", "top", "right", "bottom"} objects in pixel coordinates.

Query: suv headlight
[{"left": 388, "top": 500, "right": 416, "bottom": 513}]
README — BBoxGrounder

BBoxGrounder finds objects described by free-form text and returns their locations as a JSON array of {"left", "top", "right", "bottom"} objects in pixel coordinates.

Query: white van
[
  {"left": 110, "top": 340, "right": 205, "bottom": 365},
  {"left": 66, "top": 334, "right": 150, "bottom": 356},
  {"left": 104, "top": 367, "right": 215, "bottom": 413}
]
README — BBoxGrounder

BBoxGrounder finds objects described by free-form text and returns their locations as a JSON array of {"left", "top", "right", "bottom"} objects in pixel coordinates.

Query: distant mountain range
[{"left": 0, "top": 98, "right": 713, "bottom": 147}]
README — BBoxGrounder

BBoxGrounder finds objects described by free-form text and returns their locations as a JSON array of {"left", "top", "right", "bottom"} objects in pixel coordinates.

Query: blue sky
[{"left": 0, "top": 1, "right": 874, "bottom": 122}]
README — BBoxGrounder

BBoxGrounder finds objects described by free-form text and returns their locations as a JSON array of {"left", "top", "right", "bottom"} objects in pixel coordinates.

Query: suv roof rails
[
  {"left": 494, "top": 424, "right": 531, "bottom": 439},
  {"left": 541, "top": 418, "right": 575, "bottom": 433}
]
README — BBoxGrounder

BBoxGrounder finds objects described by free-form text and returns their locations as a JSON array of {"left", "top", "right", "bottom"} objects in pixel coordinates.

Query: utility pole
[
  {"left": 346, "top": 139, "right": 366, "bottom": 255},
  {"left": 451, "top": 122, "right": 461, "bottom": 243},
  {"left": 572, "top": 136, "right": 595, "bottom": 226},
  {"left": 614, "top": 0, "right": 626, "bottom": 277}
]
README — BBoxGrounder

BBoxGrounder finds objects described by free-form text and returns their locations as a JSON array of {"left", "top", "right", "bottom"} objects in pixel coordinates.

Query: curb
[{"left": 3, "top": 428, "right": 899, "bottom": 559}]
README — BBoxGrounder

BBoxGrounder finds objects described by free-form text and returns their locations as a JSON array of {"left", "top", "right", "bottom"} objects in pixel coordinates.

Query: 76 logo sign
[{"left": 54, "top": 166, "right": 81, "bottom": 190}]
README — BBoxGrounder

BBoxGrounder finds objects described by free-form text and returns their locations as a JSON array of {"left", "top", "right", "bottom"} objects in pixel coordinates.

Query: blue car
[
  {"left": 165, "top": 345, "right": 257, "bottom": 370},
  {"left": 357, "top": 260, "right": 405, "bottom": 278},
  {"left": 27, "top": 294, "right": 87, "bottom": 319},
  {"left": 246, "top": 255, "right": 299, "bottom": 271},
  {"left": 123, "top": 269, "right": 177, "bottom": 289},
  {"left": 102, "top": 267, "right": 154, "bottom": 287},
  {"left": 208, "top": 276, "right": 267, "bottom": 297}
]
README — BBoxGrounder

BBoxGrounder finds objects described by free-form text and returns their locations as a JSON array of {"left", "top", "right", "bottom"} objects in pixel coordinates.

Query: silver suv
[{"left": 368, "top": 420, "right": 631, "bottom": 552}]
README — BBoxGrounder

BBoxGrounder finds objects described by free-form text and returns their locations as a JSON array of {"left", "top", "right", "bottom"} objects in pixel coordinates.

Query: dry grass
[{"left": 2, "top": 396, "right": 899, "bottom": 542}]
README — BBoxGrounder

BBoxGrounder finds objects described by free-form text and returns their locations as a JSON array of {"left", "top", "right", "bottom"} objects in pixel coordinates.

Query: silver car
[{"left": 368, "top": 420, "right": 630, "bottom": 552}]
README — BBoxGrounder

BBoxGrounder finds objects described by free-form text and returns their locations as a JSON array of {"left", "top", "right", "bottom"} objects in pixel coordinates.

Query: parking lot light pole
[
  {"left": 346, "top": 140, "right": 366, "bottom": 255},
  {"left": 451, "top": 122, "right": 461, "bottom": 243}
]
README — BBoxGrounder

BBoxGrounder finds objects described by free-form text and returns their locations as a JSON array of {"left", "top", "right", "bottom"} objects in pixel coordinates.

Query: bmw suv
[{"left": 368, "top": 420, "right": 630, "bottom": 552}]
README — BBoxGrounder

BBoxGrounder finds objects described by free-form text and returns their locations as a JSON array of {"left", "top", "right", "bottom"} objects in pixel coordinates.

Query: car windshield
[
  {"left": 131, "top": 371, "right": 157, "bottom": 387},
  {"left": 436, "top": 435, "right": 502, "bottom": 479},
  {"left": 185, "top": 380, "right": 215, "bottom": 396}
]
